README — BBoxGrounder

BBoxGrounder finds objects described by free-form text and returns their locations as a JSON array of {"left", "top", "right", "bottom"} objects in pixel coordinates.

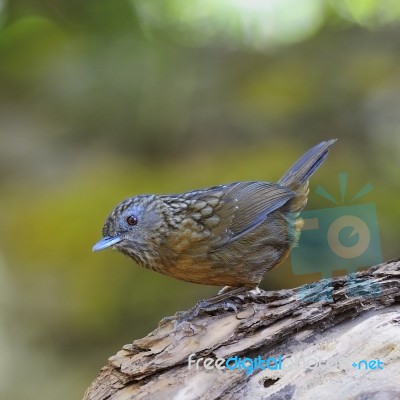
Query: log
[{"left": 83, "top": 259, "right": 400, "bottom": 400}]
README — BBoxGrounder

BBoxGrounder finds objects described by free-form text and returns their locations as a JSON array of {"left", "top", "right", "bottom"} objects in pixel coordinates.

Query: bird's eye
[{"left": 126, "top": 215, "right": 138, "bottom": 226}]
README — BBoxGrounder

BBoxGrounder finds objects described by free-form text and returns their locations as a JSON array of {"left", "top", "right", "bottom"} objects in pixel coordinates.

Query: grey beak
[{"left": 92, "top": 236, "right": 122, "bottom": 252}]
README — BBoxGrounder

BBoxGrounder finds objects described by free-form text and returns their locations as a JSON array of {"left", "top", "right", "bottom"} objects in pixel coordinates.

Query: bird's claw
[
  {"left": 222, "top": 300, "right": 238, "bottom": 313},
  {"left": 160, "top": 287, "right": 257, "bottom": 325}
]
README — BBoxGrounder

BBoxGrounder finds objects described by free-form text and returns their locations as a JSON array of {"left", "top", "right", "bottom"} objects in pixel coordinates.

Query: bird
[{"left": 93, "top": 139, "right": 336, "bottom": 293}]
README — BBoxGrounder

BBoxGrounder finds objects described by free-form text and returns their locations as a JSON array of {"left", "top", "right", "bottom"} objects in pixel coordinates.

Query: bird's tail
[{"left": 278, "top": 139, "right": 336, "bottom": 191}]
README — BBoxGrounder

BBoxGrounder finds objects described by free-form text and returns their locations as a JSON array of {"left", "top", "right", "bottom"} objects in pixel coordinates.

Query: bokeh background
[{"left": 1, "top": 1, "right": 399, "bottom": 398}]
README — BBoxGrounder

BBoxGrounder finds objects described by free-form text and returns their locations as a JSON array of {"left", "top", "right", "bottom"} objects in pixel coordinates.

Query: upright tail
[{"left": 278, "top": 139, "right": 336, "bottom": 191}]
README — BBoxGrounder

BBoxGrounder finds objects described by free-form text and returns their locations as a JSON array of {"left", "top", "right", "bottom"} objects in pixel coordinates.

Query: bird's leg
[
  {"left": 160, "top": 286, "right": 262, "bottom": 325},
  {"left": 216, "top": 286, "right": 262, "bottom": 310},
  {"left": 164, "top": 286, "right": 259, "bottom": 324},
  {"left": 209, "top": 286, "right": 249, "bottom": 304},
  {"left": 218, "top": 286, "right": 237, "bottom": 295},
  {"left": 180, "top": 286, "right": 248, "bottom": 322},
  {"left": 247, "top": 287, "right": 261, "bottom": 297},
  {"left": 219, "top": 285, "right": 260, "bottom": 297}
]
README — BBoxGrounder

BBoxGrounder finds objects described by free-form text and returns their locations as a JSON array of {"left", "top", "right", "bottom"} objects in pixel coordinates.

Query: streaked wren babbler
[{"left": 93, "top": 140, "right": 336, "bottom": 292}]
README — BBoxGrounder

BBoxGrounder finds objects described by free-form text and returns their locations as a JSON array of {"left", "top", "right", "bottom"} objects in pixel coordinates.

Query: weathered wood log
[{"left": 83, "top": 259, "right": 400, "bottom": 400}]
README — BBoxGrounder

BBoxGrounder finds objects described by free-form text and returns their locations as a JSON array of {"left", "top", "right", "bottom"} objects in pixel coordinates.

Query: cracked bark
[{"left": 83, "top": 259, "right": 400, "bottom": 400}]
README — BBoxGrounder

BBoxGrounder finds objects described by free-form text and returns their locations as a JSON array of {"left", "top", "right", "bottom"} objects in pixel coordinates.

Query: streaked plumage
[{"left": 93, "top": 140, "right": 336, "bottom": 289}]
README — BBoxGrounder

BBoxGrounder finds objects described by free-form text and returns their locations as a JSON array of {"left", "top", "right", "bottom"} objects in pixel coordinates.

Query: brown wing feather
[
  {"left": 222, "top": 182, "right": 294, "bottom": 239},
  {"left": 177, "top": 181, "right": 294, "bottom": 250}
]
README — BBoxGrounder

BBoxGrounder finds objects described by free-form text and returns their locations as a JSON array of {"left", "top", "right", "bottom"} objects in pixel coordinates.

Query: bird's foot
[
  {"left": 160, "top": 287, "right": 258, "bottom": 325},
  {"left": 247, "top": 287, "right": 261, "bottom": 297},
  {"left": 219, "top": 285, "right": 253, "bottom": 295},
  {"left": 188, "top": 287, "right": 250, "bottom": 319},
  {"left": 183, "top": 298, "right": 235, "bottom": 321}
]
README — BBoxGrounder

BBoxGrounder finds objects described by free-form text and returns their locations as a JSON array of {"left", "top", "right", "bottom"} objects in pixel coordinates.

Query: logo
[{"left": 291, "top": 173, "right": 382, "bottom": 302}]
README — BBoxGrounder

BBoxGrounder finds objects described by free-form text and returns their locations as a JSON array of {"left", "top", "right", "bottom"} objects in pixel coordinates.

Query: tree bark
[{"left": 83, "top": 259, "right": 400, "bottom": 400}]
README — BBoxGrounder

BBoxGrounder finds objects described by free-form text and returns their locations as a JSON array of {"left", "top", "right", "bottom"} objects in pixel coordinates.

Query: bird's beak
[{"left": 92, "top": 236, "right": 122, "bottom": 252}]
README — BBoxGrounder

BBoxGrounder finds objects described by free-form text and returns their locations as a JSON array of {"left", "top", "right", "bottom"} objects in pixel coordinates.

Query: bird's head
[{"left": 92, "top": 194, "right": 169, "bottom": 267}]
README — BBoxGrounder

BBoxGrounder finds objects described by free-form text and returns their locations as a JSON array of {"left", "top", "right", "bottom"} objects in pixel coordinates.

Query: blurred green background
[{"left": 1, "top": 1, "right": 399, "bottom": 398}]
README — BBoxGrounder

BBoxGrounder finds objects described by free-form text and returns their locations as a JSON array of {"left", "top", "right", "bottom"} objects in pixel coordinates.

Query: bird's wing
[{"left": 181, "top": 181, "right": 295, "bottom": 249}]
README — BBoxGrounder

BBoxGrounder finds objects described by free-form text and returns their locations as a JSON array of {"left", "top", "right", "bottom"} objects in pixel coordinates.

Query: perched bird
[{"left": 93, "top": 140, "right": 336, "bottom": 292}]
